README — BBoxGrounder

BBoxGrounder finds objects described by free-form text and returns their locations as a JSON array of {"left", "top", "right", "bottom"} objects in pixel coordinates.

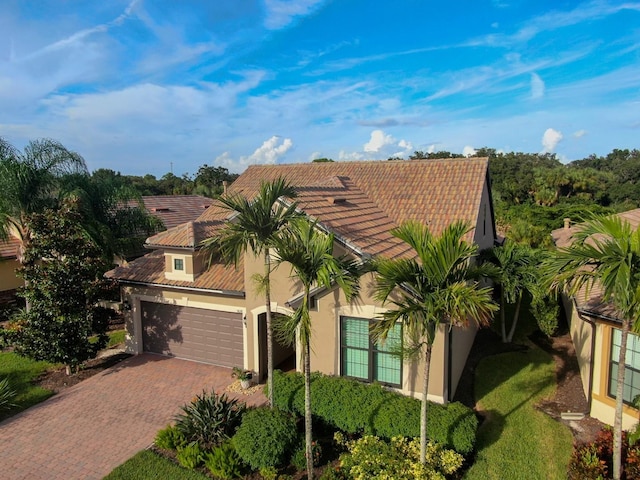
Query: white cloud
[
  {"left": 542, "top": 128, "right": 563, "bottom": 152},
  {"left": 308, "top": 151, "right": 322, "bottom": 161},
  {"left": 263, "top": 0, "right": 325, "bottom": 30},
  {"left": 530, "top": 73, "right": 545, "bottom": 99},
  {"left": 215, "top": 137, "right": 294, "bottom": 171},
  {"left": 364, "top": 129, "right": 395, "bottom": 152},
  {"left": 462, "top": 145, "right": 477, "bottom": 157},
  {"left": 573, "top": 129, "right": 587, "bottom": 138},
  {"left": 398, "top": 139, "right": 413, "bottom": 150},
  {"left": 338, "top": 150, "right": 364, "bottom": 161}
]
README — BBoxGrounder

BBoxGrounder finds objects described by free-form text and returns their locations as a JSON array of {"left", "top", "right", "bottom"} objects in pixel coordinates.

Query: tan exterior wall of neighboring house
[
  {"left": 563, "top": 294, "right": 594, "bottom": 399},
  {"left": 589, "top": 323, "right": 639, "bottom": 429},
  {"left": 0, "top": 258, "right": 23, "bottom": 293}
]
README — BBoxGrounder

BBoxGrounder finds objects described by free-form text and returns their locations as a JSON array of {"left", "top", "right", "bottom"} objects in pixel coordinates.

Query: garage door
[{"left": 141, "top": 302, "right": 243, "bottom": 367}]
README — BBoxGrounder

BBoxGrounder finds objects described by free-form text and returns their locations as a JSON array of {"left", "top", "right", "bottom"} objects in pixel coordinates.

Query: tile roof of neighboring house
[
  {"left": 110, "top": 158, "right": 490, "bottom": 293},
  {"left": 0, "top": 238, "right": 20, "bottom": 260},
  {"left": 146, "top": 158, "right": 490, "bottom": 256},
  {"left": 141, "top": 195, "right": 214, "bottom": 230},
  {"left": 105, "top": 249, "right": 244, "bottom": 294},
  {"left": 551, "top": 208, "right": 640, "bottom": 323}
]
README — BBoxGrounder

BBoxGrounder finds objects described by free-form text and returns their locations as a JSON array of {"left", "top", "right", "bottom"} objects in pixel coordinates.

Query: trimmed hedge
[
  {"left": 232, "top": 407, "right": 298, "bottom": 469},
  {"left": 270, "top": 370, "right": 478, "bottom": 454}
]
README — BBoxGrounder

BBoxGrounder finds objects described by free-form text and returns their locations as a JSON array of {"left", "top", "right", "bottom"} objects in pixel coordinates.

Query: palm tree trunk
[
  {"left": 506, "top": 291, "right": 523, "bottom": 343},
  {"left": 304, "top": 339, "right": 313, "bottom": 480},
  {"left": 613, "top": 318, "right": 630, "bottom": 480},
  {"left": 500, "top": 292, "right": 507, "bottom": 343},
  {"left": 265, "top": 249, "right": 274, "bottom": 408},
  {"left": 420, "top": 342, "right": 433, "bottom": 464}
]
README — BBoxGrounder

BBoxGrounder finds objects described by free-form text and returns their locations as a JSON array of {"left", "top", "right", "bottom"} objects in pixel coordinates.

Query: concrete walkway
[{"left": 0, "top": 354, "right": 266, "bottom": 480}]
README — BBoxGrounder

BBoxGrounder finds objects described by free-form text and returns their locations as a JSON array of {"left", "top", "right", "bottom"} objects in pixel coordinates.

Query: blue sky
[{"left": 1, "top": 1, "right": 639, "bottom": 176}]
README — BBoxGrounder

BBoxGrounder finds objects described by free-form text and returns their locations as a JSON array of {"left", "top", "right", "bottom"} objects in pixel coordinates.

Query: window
[
  {"left": 340, "top": 316, "right": 402, "bottom": 387},
  {"left": 609, "top": 328, "right": 640, "bottom": 406},
  {"left": 173, "top": 258, "right": 184, "bottom": 271}
]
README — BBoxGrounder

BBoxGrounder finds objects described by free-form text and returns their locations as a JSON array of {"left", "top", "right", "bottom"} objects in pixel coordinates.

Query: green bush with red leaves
[{"left": 567, "top": 427, "right": 640, "bottom": 480}]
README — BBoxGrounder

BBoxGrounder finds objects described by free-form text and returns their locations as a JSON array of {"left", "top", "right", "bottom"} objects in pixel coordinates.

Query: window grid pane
[{"left": 609, "top": 329, "right": 640, "bottom": 406}]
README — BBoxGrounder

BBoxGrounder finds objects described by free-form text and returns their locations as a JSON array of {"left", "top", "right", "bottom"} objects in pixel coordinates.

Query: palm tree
[
  {"left": 274, "top": 217, "right": 360, "bottom": 480},
  {"left": 481, "top": 240, "right": 536, "bottom": 343},
  {"left": 372, "top": 220, "right": 497, "bottom": 463},
  {"left": 0, "top": 137, "right": 87, "bottom": 264},
  {"left": 201, "top": 177, "right": 299, "bottom": 408},
  {"left": 549, "top": 215, "right": 640, "bottom": 480}
]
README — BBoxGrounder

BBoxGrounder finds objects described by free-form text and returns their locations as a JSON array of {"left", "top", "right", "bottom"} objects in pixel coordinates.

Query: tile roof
[
  {"left": 551, "top": 208, "right": 640, "bottom": 323},
  {"left": 110, "top": 158, "right": 490, "bottom": 292},
  {"left": 0, "top": 237, "right": 20, "bottom": 260},
  {"left": 147, "top": 158, "right": 490, "bottom": 255},
  {"left": 141, "top": 195, "right": 214, "bottom": 230},
  {"left": 105, "top": 249, "right": 244, "bottom": 294}
]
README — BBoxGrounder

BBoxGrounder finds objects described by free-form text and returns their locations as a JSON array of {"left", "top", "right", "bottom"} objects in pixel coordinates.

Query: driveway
[{"left": 0, "top": 354, "right": 266, "bottom": 480}]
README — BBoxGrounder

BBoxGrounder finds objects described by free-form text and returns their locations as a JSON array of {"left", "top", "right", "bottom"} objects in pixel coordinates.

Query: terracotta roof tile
[
  {"left": 110, "top": 158, "right": 490, "bottom": 292},
  {"left": 141, "top": 195, "right": 214, "bottom": 230},
  {"left": 552, "top": 208, "right": 640, "bottom": 323},
  {"left": 106, "top": 249, "right": 244, "bottom": 293}
]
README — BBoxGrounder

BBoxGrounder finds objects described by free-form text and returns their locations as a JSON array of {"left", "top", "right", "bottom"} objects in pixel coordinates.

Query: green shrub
[
  {"left": 154, "top": 424, "right": 186, "bottom": 451},
  {"left": 175, "top": 441, "right": 204, "bottom": 469},
  {"left": 233, "top": 407, "right": 298, "bottom": 469},
  {"left": 0, "top": 377, "right": 17, "bottom": 412},
  {"left": 258, "top": 466, "right": 278, "bottom": 480},
  {"left": 175, "top": 390, "right": 246, "bottom": 449},
  {"left": 318, "top": 465, "right": 345, "bottom": 480},
  {"left": 204, "top": 441, "right": 244, "bottom": 479},
  {"left": 271, "top": 370, "right": 478, "bottom": 454},
  {"left": 337, "top": 434, "right": 463, "bottom": 479},
  {"left": 290, "top": 438, "right": 322, "bottom": 471}
]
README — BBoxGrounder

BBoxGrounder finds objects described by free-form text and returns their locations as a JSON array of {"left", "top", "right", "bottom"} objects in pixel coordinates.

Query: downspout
[{"left": 447, "top": 326, "right": 453, "bottom": 403}]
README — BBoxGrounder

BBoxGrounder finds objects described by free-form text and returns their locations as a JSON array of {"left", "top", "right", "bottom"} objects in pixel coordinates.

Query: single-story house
[
  {"left": 0, "top": 195, "right": 214, "bottom": 309},
  {"left": 107, "top": 158, "right": 497, "bottom": 403},
  {"left": 552, "top": 208, "right": 640, "bottom": 428}
]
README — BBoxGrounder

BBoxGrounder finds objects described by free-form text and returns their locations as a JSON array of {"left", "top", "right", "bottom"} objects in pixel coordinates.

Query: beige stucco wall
[
  {"left": 0, "top": 259, "right": 23, "bottom": 292},
  {"left": 562, "top": 294, "right": 593, "bottom": 398},
  {"left": 449, "top": 322, "right": 479, "bottom": 398}
]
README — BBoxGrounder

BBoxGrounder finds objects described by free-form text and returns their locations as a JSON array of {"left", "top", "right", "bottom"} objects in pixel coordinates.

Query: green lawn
[
  {"left": 464, "top": 308, "right": 574, "bottom": 480},
  {"left": 104, "top": 450, "right": 209, "bottom": 480},
  {"left": 107, "top": 329, "right": 126, "bottom": 348},
  {"left": 0, "top": 351, "right": 55, "bottom": 421}
]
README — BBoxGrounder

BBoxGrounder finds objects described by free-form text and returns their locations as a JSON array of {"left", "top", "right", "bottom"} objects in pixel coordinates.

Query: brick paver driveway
[{"left": 0, "top": 354, "right": 266, "bottom": 480}]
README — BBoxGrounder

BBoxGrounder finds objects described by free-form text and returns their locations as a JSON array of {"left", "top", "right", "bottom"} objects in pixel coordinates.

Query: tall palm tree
[
  {"left": 372, "top": 220, "right": 497, "bottom": 463},
  {"left": 0, "top": 137, "right": 87, "bottom": 264},
  {"left": 481, "top": 240, "right": 536, "bottom": 343},
  {"left": 549, "top": 215, "right": 640, "bottom": 480},
  {"left": 274, "top": 218, "right": 360, "bottom": 480},
  {"left": 201, "top": 177, "right": 299, "bottom": 408}
]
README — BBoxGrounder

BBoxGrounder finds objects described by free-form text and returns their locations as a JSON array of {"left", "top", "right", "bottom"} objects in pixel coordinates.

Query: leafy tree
[
  {"left": 549, "top": 215, "right": 640, "bottom": 480},
  {"left": 193, "top": 164, "right": 238, "bottom": 197},
  {"left": 311, "top": 158, "right": 334, "bottom": 163},
  {"left": 0, "top": 137, "right": 87, "bottom": 266},
  {"left": 202, "top": 178, "right": 300, "bottom": 408},
  {"left": 273, "top": 218, "right": 361, "bottom": 479},
  {"left": 62, "top": 173, "right": 164, "bottom": 260},
  {"left": 371, "top": 221, "right": 497, "bottom": 464},
  {"left": 9, "top": 205, "right": 113, "bottom": 374},
  {"left": 482, "top": 241, "right": 537, "bottom": 342}
]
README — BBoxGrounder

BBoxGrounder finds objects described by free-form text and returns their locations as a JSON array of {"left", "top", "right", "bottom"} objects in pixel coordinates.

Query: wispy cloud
[
  {"left": 530, "top": 73, "right": 545, "bottom": 99},
  {"left": 263, "top": 0, "right": 326, "bottom": 30}
]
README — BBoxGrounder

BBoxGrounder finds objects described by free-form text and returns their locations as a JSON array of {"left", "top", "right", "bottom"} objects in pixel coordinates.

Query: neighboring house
[
  {"left": 552, "top": 208, "right": 640, "bottom": 428},
  {"left": 107, "top": 158, "right": 497, "bottom": 404},
  {"left": 0, "top": 195, "right": 214, "bottom": 309},
  {"left": 0, "top": 238, "right": 22, "bottom": 310}
]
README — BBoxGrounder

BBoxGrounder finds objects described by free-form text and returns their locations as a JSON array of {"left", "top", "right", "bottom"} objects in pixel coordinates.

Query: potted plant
[{"left": 232, "top": 367, "right": 253, "bottom": 389}]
